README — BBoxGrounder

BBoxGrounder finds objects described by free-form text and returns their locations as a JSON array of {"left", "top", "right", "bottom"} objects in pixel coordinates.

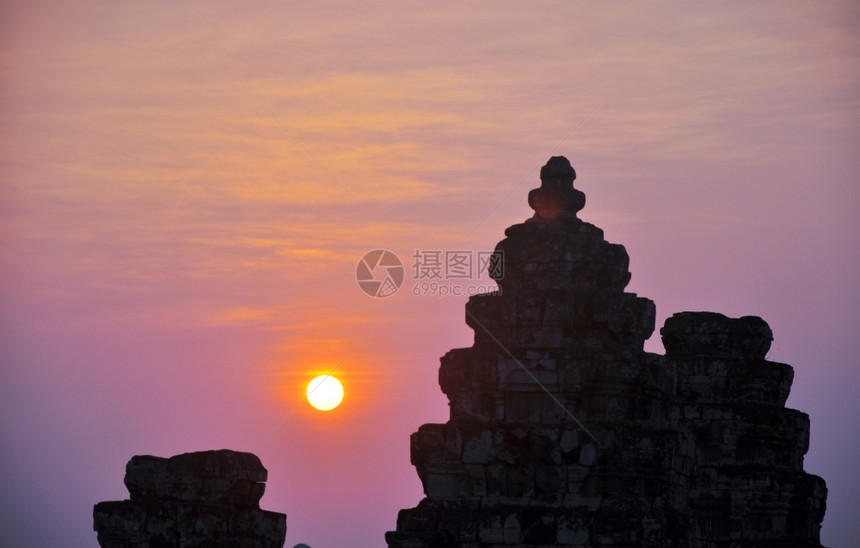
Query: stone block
[
  {"left": 124, "top": 450, "right": 267, "bottom": 507},
  {"left": 95, "top": 450, "right": 285, "bottom": 548},
  {"left": 661, "top": 312, "right": 773, "bottom": 360}
]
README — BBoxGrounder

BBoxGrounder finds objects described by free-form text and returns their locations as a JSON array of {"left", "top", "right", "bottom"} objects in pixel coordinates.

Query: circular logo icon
[{"left": 356, "top": 249, "right": 404, "bottom": 298}]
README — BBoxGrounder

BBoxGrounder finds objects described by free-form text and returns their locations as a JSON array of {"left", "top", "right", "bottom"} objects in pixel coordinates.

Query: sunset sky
[{"left": 1, "top": 2, "right": 858, "bottom": 546}]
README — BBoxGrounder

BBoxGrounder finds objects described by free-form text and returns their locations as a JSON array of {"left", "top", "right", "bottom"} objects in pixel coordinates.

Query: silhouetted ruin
[
  {"left": 386, "top": 157, "right": 827, "bottom": 547},
  {"left": 93, "top": 449, "right": 286, "bottom": 547},
  {"left": 92, "top": 158, "right": 827, "bottom": 547}
]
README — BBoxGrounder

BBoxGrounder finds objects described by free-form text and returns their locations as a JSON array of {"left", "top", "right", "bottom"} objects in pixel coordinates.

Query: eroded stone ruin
[
  {"left": 93, "top": 449, "right": 286, "bottom": 547},
  {"left": 386, "top": 157, "right": 827, "bottom": 547}
]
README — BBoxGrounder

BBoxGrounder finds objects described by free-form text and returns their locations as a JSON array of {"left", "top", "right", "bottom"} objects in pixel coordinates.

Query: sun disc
[{"left": 306, "top": 375, "right": 344, "bottom": 411}]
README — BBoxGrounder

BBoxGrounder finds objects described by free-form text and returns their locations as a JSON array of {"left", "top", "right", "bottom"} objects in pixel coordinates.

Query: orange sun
[{"left": 306, "top": 375, "right": 344, "bottom": 411}]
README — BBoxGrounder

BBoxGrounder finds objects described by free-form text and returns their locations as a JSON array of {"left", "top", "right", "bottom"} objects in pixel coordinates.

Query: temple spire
[{"left": 527, "top": 156, "right": 585, "bottom": 222}]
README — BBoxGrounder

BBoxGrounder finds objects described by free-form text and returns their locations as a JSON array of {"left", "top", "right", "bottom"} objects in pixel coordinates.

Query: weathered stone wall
[
  {"left": 94, "top": 449, "right": 286, "bottom": 548},
  {"left": 386, "top": 157, "right": 827, "bottom": 547},
  {"left": 663, "top": 312, "right": 827, "bottom": 547}
]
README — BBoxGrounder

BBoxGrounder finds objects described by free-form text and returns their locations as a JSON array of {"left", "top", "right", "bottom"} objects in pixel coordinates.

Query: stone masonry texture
[
  {"left": 94, "top": 449, "right": 286, "bottom": 548},
  {"left": 385, "top": 156, "right": 827, "bottom": 548}
]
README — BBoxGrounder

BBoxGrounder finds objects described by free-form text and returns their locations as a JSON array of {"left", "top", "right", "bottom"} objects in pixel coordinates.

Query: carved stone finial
[
  {"left": 539, "top": 155, "right": 576, "bottom": 183},
  {"left": 528, "top": 156, "right": 585, "bottom": 221}
]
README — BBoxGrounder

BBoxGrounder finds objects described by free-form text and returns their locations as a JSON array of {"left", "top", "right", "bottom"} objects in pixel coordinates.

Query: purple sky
[{"left": 1, "top": 2, "right": 858, "bottom": 546}]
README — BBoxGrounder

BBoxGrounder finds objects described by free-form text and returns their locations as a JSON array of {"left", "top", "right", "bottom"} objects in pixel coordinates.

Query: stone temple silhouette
[
  {"left": 93, "top": 157, "right": 827, "bottom": 547},
  {"left": 94, "top": 449, "right": 286, "bottom": 547},
  {"left": 385, "top": 157, "right": 827, "bottom": 547}
]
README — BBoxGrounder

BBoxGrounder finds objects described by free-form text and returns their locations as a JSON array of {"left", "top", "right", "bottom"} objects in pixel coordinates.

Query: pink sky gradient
[{"left": 1, "top": 2, "right": 858, "bottom": 546}]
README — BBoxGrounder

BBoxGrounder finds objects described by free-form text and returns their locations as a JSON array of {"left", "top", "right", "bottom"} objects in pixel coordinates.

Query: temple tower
[{"left": 386, "top": 157, "right": 826, "bottom": 547}]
